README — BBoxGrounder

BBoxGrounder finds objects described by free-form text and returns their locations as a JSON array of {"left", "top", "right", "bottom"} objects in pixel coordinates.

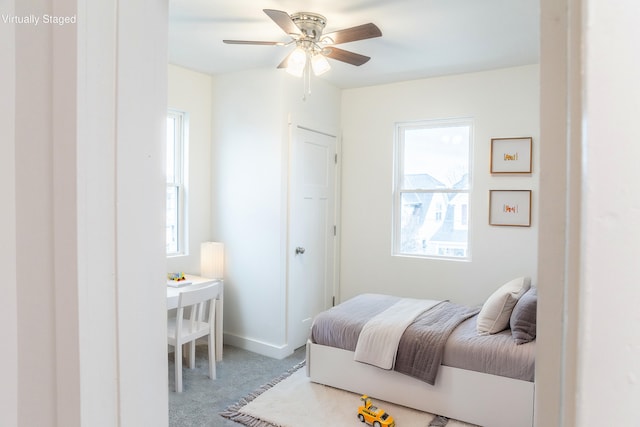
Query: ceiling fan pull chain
[
  {"left": 306, "top": 62, "right": 312, "bottom": 97},
  {"left": 302, "top": 58, "right": 312, "bottom": 101},
  {"left": 301, "top": 65, "right": 306, "bottom": 101}
]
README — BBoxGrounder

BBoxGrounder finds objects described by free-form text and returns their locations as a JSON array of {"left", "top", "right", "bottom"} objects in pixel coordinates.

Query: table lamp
[{"left": 200, "top": 241, "right": 224, "bottom": 279}]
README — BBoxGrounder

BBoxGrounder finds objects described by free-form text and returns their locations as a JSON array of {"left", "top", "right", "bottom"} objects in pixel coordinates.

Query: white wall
[
  {"left": 107, "top": 1, "right": 168, "bottom": 424},
  {"left": 166, "top": 64, "right": 213, "bottom": 275},
  {"left": 0, "top": 0, "right": 17, "bottom": 425},
  {"left": 537, "top": 1, "right": 640, "bottom": 424},
  {"left": 340, "top": 65, "right": 539, "bottom": 306},
  {"left": 578, "top": 0, "right": 640, "bottom": 423},
  {"left": 11, "top": 0, "right": 78, "bottom": 423},
  {"left": 5, "top": 0, "right": 169, "bottom": 426},
  {"left": 211, "top": 69, "right": 340, "bottom": 357},
  {"left": 212, "top": 70, "right": 287, "bottom": 356}
]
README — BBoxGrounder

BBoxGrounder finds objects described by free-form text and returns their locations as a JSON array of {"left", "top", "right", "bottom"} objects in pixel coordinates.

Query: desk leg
[{"left": 215, "top": 298, "right": 223, "bottom": 361}]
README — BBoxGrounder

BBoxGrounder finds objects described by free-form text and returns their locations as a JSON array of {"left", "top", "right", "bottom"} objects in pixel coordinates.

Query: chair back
[
  {"left": 169, "top": 282, "right": 220, "bottom": 392},
  {"left": 175, "top": 283, "right": 220, "bottom": 338}
]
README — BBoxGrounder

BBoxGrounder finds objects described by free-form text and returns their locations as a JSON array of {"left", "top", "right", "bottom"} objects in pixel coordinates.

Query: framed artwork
[
  {"left": 489, "top": 190, "right": 532, "bottom": 227},
  {"left": 490, "top": 137, "right": 533, "bottom": 173}
]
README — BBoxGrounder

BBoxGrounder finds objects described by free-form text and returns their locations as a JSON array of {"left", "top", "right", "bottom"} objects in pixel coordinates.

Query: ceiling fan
[{"left": 223, "top": 9, "right": 382, "bottom": 77}]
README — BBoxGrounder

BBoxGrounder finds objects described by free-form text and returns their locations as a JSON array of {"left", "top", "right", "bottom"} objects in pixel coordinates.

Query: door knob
[{"left": 295, "top": 246, "right": 306, "bottom": 255}]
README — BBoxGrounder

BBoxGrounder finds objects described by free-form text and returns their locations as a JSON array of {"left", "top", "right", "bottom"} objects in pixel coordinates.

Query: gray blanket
[
  {"left": 394, "top": 301, "right": 479, "bottom": 384},
  {"left": 311, "top": 294, "right": 479, "bottom": 385}
]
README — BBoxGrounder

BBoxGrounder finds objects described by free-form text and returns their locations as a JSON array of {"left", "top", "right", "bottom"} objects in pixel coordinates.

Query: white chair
[{"left": 167, "top": 283, "right": 219, "bottom": 392}]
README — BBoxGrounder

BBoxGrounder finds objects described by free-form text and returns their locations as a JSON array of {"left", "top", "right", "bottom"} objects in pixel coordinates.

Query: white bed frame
[{"left": 306, "top": 340, "right": 534, "bottom": 427}]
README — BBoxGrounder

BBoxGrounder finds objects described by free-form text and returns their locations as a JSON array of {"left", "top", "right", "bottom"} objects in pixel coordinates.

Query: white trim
[
  {"left": 166, "top": 109, "right": 189, "bottom": 256},
  {"left": 297, "top": 124, "right": 337, "bottom": 138},
  {"left": 223, "top": 332, "right": 293, "bottom": 360},
  {"left": 392, "top": 118, "right": 474, "bottom": 260}
]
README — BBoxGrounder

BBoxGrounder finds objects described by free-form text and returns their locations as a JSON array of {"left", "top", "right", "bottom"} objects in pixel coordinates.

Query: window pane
[
  {"left": 166, "top": 116, "right": 176, "bottom": 183},
  {"left": 400, "top": 191, "right": 469, "bottom": 258},
  {"left": 166, "top": 186, "right": 179, "bottom": 254},
  {"left": 403, "top": 126, "right": 469, "bottom": 189},
  {"left": 166, "top": 110, "right": 187, "bottom": 256}
]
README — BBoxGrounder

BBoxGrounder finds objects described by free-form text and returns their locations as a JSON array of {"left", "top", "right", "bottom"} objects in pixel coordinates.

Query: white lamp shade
[
  {"left": 311, "top": 54, "right": 331, "bottom": 76},
  {"left": 286, "top": 47, "right": 307, "bottom": 77},
  {"left": 200, "top": 242, "right": 224, "bottom": 279}
]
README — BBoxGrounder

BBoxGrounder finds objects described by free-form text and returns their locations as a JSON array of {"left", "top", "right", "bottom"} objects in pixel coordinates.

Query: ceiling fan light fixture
[
  {"left": 223, "top": 9, "right": 382, "bottom": 88},
  {"left": 311, "top": 53, "right": 331, "bottom": 76},
  {"left": 286, "top": 46, "right": 307, "bottom": 77}
]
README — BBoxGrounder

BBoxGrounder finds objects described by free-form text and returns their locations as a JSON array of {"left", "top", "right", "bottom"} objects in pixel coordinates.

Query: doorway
[{"left": 288, "top": 125, "right": 337, "bottom": 350}]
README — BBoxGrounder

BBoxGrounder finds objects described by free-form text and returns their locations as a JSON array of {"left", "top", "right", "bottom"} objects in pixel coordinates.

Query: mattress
[
  {"left": 310, "top": 293, "right": 535, "bottom": 382},
  {"left": 442, "top": 314, "right": 535, "bottom": 381}
]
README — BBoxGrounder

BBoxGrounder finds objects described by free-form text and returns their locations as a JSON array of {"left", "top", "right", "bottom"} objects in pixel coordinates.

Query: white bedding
[{"left": 353, "top": 298, "right": 441, "bottom": 369}]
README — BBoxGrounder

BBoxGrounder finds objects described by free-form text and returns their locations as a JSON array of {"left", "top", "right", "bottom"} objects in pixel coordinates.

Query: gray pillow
[{"left": 510, "top": 287, "right": 537, "bottom": 344}]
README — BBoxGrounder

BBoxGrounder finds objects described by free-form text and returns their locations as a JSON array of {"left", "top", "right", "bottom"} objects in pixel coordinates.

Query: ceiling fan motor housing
[{"left": 290, "top": 12, "right": 326, "bottom": 41}]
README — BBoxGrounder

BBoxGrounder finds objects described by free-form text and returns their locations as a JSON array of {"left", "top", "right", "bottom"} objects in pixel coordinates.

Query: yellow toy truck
[{"left": 357, "top": 395, "right": 396, "bottom": 427}]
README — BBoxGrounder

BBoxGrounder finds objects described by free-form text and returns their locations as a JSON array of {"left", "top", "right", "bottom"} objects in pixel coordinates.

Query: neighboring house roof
[
  {"left": 446, "top": 173, "right": 469, "bottom": 200},
  {"left": 402, "top": 174, "right": 444, "bottom": 207},
  {"left": 431, "top": 174, "right": 469, "bottom": 243},
  {"left": 454, "top": 173, "right": 469, "bottom": 189},
  {"left": 404, "top": 173, "right": 445, "bottom": 190}
]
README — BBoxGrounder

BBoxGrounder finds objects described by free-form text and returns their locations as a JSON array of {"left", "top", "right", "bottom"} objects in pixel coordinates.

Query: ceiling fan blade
[
  {"left": 223, "top": 40, "right": 286, "bottom": 46},
  {"left": 324, "top": 47, "right": 371, "bottom": 66},
  {"left": 277, "top": 52, "right": 295, "bottom": 69},
  {"left": 322, "top": 23, "right": 382, "bottom": 45},
  {"left": 263, "top": 9, "right": 301, "bottom": 36}
]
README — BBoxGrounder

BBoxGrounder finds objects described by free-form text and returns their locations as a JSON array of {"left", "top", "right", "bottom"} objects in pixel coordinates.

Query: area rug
[{"left": 221, "top": 362, "right": 478, "bottom": 427}]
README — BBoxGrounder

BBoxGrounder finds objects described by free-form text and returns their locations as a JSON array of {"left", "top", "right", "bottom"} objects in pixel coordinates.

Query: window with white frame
[
  {"left": 393, "top": 118, "right": 472, "bottom": 260},
  {"left": 166, "top": 110, "right": 188, "bottom": 256}
]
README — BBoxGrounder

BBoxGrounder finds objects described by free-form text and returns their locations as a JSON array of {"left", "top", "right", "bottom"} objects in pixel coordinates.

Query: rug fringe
[{"left": 220, "top": 361, "right": 306, "bottom": 427}]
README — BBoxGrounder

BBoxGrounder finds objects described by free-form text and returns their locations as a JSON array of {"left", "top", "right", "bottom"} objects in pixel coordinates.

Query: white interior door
[{"left": 289, "top": 126, "right": 336, "bottom": 350}]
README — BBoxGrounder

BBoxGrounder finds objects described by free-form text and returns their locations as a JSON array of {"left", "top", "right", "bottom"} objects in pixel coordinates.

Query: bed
[{"left": 305, "top": 279, "right": 537, "bottom": 427}]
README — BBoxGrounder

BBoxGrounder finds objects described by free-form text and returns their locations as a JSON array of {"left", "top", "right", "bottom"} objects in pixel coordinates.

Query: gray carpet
[{"left": 169, "top": 344, "right": 306, "bottom": 427}]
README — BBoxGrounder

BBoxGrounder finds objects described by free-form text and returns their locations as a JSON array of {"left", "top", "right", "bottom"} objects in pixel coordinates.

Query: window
[
  {"left": 393, "top": 118, "right": 472, "bottom": 260},
  {"left": 166, "top": 110, "right": 188, "bottom": 255}
]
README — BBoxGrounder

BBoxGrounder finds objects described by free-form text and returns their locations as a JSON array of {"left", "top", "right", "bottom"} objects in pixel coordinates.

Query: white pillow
[{"left": 477, "top": 277, "right": 531, "bottom": 335}]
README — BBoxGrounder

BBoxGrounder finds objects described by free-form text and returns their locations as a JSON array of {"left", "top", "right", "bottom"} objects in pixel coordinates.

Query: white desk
[{"left": 167, "top": 274, "right": 224, "bottom": 361}]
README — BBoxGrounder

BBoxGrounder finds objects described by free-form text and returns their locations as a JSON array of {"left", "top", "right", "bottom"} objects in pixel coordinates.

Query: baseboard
[{"left": 223, "top": 332, "right": 294, "bottom": 360}]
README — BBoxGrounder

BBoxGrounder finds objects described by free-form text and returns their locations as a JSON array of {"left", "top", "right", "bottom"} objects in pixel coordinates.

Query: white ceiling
[{"left": 168, "top": 0, "right": 539, "bottom": 89}]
